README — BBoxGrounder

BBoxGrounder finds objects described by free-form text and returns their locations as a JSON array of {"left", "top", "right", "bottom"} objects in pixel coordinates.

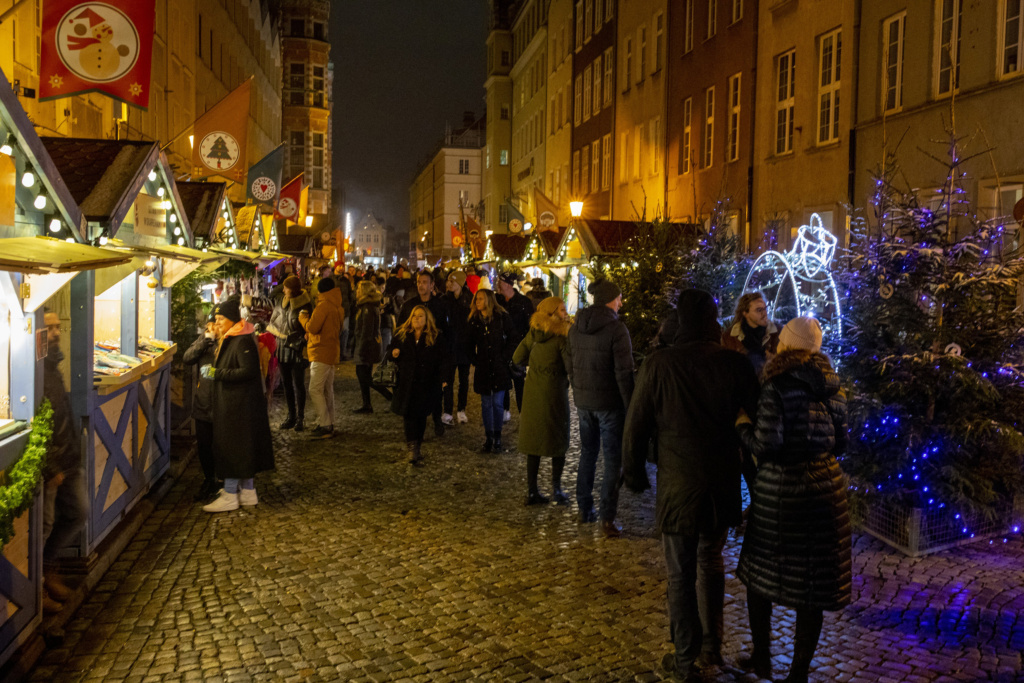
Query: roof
[
  {"left": 578, "top": 220, "right": 695, "bottom": 256},
  {"left": 176, "top": 182, "right": 227, "bottom": 240},
  {"left": 277, "top": 234, "right": 312, "bottom": 256},
  {"left": 489, "top": 233, "right": 530, "bottom": 260},
  {"left": 40, "top": 138, "right": 156, "bottom": 222},
  {"left": 537, "top": 227, "right": 566, "bottom": 257},
  {"left": 0, "top": 236, "right": 132, "bottom": 274}
]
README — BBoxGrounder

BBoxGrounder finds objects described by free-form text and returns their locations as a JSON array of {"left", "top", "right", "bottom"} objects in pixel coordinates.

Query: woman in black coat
[
  {"left": 734, "top": 317, "right": 851, "bottom": 683},
  {"left": 353, "top": 280, "right": 393, "bottom": 413},
  {"left": 388, "top": 305, "right": 448, "bottom": 466},
  {"left": 182, "top": 314, "right": 219, "bottom": 501},
  {"left": 202, "top": 299, "right": 275, "bottom": 513},
  {"left": 466, "top": 288, "right": 517, "bottom": 453},
  {"left": 269, "top": 276, "right": 313, "bottom": 431}
]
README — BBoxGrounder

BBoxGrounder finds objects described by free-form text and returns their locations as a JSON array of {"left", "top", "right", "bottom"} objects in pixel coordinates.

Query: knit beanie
[
  {"left": 448, "top": 270, "right": 467, "bottom": 288},
  {"left": 214, "top": 298, "right": 242, "bottom": 323},
  {"left": 588, "top": 279, "right": 622, "bottom": 307},
  {"left": 283, "top": 275, "right": 301, "bottom": 293},
  {"left": 778, "top": 316, "right": 823, "bottom": 353},
  {"left": 317, "top": 277, "right": 335, "bottom": 293}
]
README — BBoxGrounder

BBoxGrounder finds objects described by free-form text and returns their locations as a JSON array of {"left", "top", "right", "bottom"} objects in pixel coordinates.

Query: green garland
[{"left": 0, "top": 400, "right": 53, "bottom": 550}]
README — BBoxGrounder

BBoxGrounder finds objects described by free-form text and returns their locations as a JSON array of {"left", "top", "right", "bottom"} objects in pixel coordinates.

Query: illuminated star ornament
[
  {"left": 129, "top": 82, "right": 143, "bottom": 97},
  {"left": 743, "top": 212, "right": 843, "bottom": 340}
]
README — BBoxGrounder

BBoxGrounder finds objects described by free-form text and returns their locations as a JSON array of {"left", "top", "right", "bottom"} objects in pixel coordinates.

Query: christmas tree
[
  {"left": 207, "top": 136, "right": 231, "bottom": 168},
  {"left": 837, "top": 134, "right": 1024, "bottom": 530}
]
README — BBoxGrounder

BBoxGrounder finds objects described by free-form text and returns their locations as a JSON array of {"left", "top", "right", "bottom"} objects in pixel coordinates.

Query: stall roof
[
  {"left": 277, "top": 234, "right": 313, "bottom": 256},
  {"left": 489, "top": 234, "right": 530, "bottom": 261},
  {"left": 176, "top": 181, "right": 227, "bottom": 241},
  {"left": 0, "top": 67, "right": 85, "bottom": 238},
  {"left": 211, "top": 246, "right": 262, "bottom": 262},
  {"left": 0, "top": 236, "right": 132, "bottom": 274},
  {"left": 537, "top": 227, "right": 566, "bottom": 258}
]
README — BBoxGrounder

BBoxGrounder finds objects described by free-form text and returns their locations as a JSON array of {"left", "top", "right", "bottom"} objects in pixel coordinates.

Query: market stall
[
  {"left": 514, "top": 227, "right": 567, "bottom": 293},
  {"left": 40, "top": 136, "right": 196, "bottom": 555}
]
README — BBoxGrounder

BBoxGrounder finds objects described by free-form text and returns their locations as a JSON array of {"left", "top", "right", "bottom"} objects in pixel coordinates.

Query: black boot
[
  {"left": 480, "top": 430, "right": 493, "bottom": 453},
  {"left": 779, "top": 609, "right": 823, "bottom": 683},
  {"left": 525, "top": 456, "right": 548, "bottom": 505},
  {"left": 741, "top": 591, "right": 774, "bottom": 680},
  {"left": 551, "top": 457, "right": 569, "bottom": 504},
  {"left": 353, "top": 404, "right": 373, "bottom": 414},
  {"left": 491, "top": 431, "right": 503, "bottom": 453},
  {"left": 408, "top": 441, "right": 424, "bottom": 467},
  {"left": 279, "top": 415, "right": 296, "bottom": 430},
  {"left": 294, "top": 417, "right": 304, "bottom": 432}
]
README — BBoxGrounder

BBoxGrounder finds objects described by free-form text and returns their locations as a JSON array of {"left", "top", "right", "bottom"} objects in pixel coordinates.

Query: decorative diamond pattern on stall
[
  {"left": 92, "top": 387, "right": 138, "bottom": 530},
  {"left": 138, "top": 368, "right": 169, "bottom": 480},
  {"left": 0, "top": 510, "right": 31, "bottom": 621}
]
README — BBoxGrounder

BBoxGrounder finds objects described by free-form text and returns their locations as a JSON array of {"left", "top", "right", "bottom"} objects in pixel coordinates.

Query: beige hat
[
  {"left": 778, "top": 316, "right": 823, "bottom": 353},
  {"left": 448, "top": 270, "right": 467, "bottom": 287}
]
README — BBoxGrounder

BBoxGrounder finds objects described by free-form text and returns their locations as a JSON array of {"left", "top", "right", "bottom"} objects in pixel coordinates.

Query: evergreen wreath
[{"left": 0, "top": 400, "right": 53, "bottom": 551}]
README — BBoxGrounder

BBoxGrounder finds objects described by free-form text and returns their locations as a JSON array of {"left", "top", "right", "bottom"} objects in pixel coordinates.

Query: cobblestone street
[{"left": 27, "top": 366, "right": 1024, "bottom": 683}]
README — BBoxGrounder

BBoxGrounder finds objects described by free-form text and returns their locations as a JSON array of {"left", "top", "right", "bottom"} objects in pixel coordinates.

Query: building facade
[
  {"left": 350, "top": 213, "right": 388, "bottom": 264},
  {"left": 752, "top": 0, "right": 856, "bottom": 251},
  {"left": 483, "top": 0, "right": 515, "bottom": 235},
  {"left": 613, "top": 0, "right": 669, "bottom": 221},
  {"left": 409, "top": 117, "right": 485, "bottom": 262},
  {"left": 855, "top": 0, "right": 1024, "bottom": 241},
  {"left": 280, "top": 0, "right": 332, "bottom": 231},
  {"left": 510, "top": 0, "right": 551, "bottom": 226},
  {"left": 571, "top": 0, "right": 617, "bottom": 220},
  {"left": 665, "top": 0, "right": 757, "bottom": 245},
  {"left": 545, "top": 0, "right": 574, "bottom": 227}
]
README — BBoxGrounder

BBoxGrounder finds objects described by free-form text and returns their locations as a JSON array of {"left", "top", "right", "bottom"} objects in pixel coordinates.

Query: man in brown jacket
[{"left": 300, "top": 278, "right": 344, "bottom": 438}]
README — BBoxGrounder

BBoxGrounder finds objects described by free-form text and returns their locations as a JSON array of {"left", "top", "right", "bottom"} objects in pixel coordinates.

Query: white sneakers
[
  {"left": 203, "top": 488, "right": 258, "bottom": 512},
  {"left": 441, "top": 413, "right": 455, "bottom": 425},
  {"left": 203, "top": 490, "right": 238, "bottom": 513},
  {"left": 503, "top": 410, "right": 512, "bottom": 423},
  {"left": 456, "top": 411, "right": 468, "bottom": 424}
]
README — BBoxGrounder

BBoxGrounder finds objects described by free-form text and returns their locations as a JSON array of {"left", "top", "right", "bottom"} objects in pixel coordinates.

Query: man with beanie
[
  {"left": 622, "top": 289, "right": 760, "bottom": 681},
  {"left": 566, "top": 278, "right": 634, "bottom": 537},
  {"left": 496, "top": 271, "right": 534, "bottom": 421},
  {"left": 442, "top": 270, "right": 473, "bottom": 424},
  {"left": 300, "top": 277, "right": 344, "bottom": 439}
]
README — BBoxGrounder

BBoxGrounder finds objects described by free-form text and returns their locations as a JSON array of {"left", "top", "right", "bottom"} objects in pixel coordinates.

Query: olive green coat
[{"left": 513, "top": 327, "right": 571, "bottom": 458}]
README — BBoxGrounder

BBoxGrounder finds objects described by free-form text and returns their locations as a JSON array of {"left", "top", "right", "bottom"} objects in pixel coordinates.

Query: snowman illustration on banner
[
  {"left": 277, "top": 197, "right": 298, "bottom": 220},
  {"left": 743, "top": 213, "right": 843, "bottom": 340},
  {"left": 56, "top": 4, "right": 140, "bottom": 83}
]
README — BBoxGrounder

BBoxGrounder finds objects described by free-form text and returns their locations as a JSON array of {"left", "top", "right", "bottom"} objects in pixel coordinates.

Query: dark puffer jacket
[
  {"left": 736, "top": 351, "right": 852, "bottom": 612},
  {"left": 567, "top": 305, "right": 634, "bottom": 411},
  {"left": 467, "top": 311, "right": 517, "bottom": 394},
  {"left": 353, "top": 290, "right": 384, "bottom": 366}
]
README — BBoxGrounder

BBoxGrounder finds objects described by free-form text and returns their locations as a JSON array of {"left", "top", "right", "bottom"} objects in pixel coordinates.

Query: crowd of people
[{"left": 179, "top": 261, "right": 851, "bottom": 683}]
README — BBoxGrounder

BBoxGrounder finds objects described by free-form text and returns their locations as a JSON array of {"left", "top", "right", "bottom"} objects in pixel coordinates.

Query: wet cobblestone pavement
[{"left": 28, "top": 366, "right": 1024, "bottom": 682}]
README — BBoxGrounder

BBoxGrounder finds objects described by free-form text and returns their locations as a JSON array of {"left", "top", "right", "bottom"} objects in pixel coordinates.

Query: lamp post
[{"left": 565, "top": 201, "right": 584, "bottom": 309}]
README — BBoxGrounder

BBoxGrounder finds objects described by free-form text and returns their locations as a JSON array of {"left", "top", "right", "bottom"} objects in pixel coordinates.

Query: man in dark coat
[
  {"left": 622, "top": 289, "right": 760, "bottom": 682},
  {"left": 332, "top": 263, "right": 354, "bottom": 360},
  {"left": 202, "top": 299, "right": 275, "bottom": 513},
  {"left": 441, "top": 270, "right": 473, "bottom": 424},
  {"left": 182, "top": 313, "right": 220, "bottom": 501},
  {"left": 496, "top": 272, "right": 534, "bottom": 419},
  {"left": 566, "top": 279, "right": 634, "bottom": 537},
  {"left": 398, "top": 270, "right": 450, "bottom": 436}
]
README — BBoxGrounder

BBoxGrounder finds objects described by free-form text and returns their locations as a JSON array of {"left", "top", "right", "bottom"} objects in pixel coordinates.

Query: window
[
  {"left": 595, "top": 0, "right": 603, "bottom": 27},
  {"left": 593, "top": 55, "right": 602, "bottom": 113},
  {"left": 707, "top": 0, "right": 717, "bottom": 39},
  {"left": 289, "top": 130, "right": 304, "bottom": 178},
  {"left": 682, "top": 98, "right": 692, "bottom": 173},
  {"left": 501, "top": 50, "right": 511, "bottom": 66},
  {"left": 602, "top": 133, "right": 612, "bottom": 189},
  {"left": 591, "top": 138, "right": 601, "bottom": 193},
  {"left": 575, "top": 2, "right": 583, "bottom": 49},
  {"left": 459, "top": 190, "right": 469, "bottom": 205},
  {"left": 581, "top": 145, "right": 590, "bottom": 193},
  {"left": 486, "top": 146, "right": 491, "bottom": 168},
  {"left": 732, "top": 0, "right": 743, "bottom": 22},
  {"left": 776, "top": 50, "right": 796, "bottom": 155},
  {"left": 620, "top": 131, "right": 630, "bottom": 183},
  {"left": 604, "top": 47, "right": 614, "bottom": 104},
  {"left": 937, "top": 0, "right": 962, "bottom": 95},
  {"left": 500, "top": 205, "right": 509, "bottom": 224},
  {"left": 703, "top": 87, "right": 714, "bottom": 167},
  {"left": 728, "top": 73, "right": 741, "bottom": 161},
  {"left": 634, "top": 124, "right": 642, "bottom": 178},
  {"left": 459, "top": 159, "right": 470, "bottom": 174},
  {"left": 500, "top": 149, "right": 509, "bottom": 165},
  {"left": 623, "top": 38, "right": 633, "bottom": 91},
  {"left": 585, "top": 0, "right": 593, "bottom": 41},
  {"left": 883, "top": 13, "right": 906, "bottom": 111},
  {"left": 551, "top": 95, "right": 557, "bottom": 134},
  {"left": 583, "top": 65, "right": 592, "bottom": 120},
  {"left": 649, "top": 118, "right": 661, "bottom": 174},
  {"left": 573, "top": 150, "right": 581, "bottom": 193},
  {"left": 311, "top": 133, "right": 324, "bottom": 188},
  {"left": 1002, "top": 0, "right": 1023, "bottom": 75},
  {"left": 312, "top": 66, "right": 325, "bottom": 107},
  {"left": 818, "top": 30, "right": 841, "bottom": 144},
  {"left": 290, "top": 18, "right": 304, "bottom": 37},
  {"left": 654, "top": 13, "right": 665, "bottom": 72},
  {"left": 684, "top": 0, "right": 694, "bottom": 53},
  {"left": 979, "top": 181, "right": 1024, "bottom": 220},
  {"left": 605, "top": 0, "right": 614, "bottom": 22},
  {"left": 638, "top": 26, "right": 647, "bottom": 82},
  {"left": 501, "top": 104, "right": 510, "bottom": 120},
  {"left": 574, "top": 75, "right": 583, "bottom": 124},
  {"left": 563, "top": 162, "right": 570, "bottom": 199},
  {"left": 313, "top": 22, "right": 325, "bottom": 40}
]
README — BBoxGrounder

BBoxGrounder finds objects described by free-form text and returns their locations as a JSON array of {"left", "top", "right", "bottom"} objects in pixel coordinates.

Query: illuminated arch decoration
[{"left": 743, "top": 213, "right": 843, "bottom": 339}]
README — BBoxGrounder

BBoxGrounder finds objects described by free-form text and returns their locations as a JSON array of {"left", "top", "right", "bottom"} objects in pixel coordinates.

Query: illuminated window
[
  {"left": 937, "top": 0, "right": 962, "bottom": 95},
  {"left": 776, "top": 50, "right": 795, "bottom": 154},
  {"left": 882, "top": 13, "right": 906, "bottom": 111},
  {"left": 818, "top": 30, "right": 841, "bottom": 144},
  {"left": 682, "top": 98, "right": 692, "bottom": 173},
  {"left": 703, "top": 87, "right": 714, "bottom": 168},
  {"left": 728, "top": 73, "right": 741, "bottom": 161},
  {"left": 1002, "top": 0, "right": 1023, "bottom": 75}
]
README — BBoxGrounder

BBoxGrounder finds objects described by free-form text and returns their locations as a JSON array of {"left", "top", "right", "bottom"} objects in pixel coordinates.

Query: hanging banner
[
  {"left": 534, "top": 188, "right": 560, "bottom": 231},
  {"left": 246, "top": 144, "right": 284, "bottom": 206},
  {"left": 40, "top": 1, "right": 156, "bottom": 108},
  {"left": 274, "top": 173, "right": 303, "bottom": 222},
  {"left": 192, "top": 78, "right": 252, "bottom": 182}
]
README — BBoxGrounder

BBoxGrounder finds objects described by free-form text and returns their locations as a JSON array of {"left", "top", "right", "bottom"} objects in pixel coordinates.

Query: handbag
[
  {"left": 372, "top": 360, "right": 399, "bottom": 388},
  {"left": 508, "top": 360, "right": 527, "bottom": 379}
]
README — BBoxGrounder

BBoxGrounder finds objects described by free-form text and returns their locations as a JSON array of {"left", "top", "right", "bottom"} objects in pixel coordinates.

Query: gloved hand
[{"left": 200, "top": 365, "right": 216, "bottom": 379}]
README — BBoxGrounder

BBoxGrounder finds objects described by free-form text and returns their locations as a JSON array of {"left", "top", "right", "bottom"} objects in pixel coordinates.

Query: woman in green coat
[{"left": 512, "top": 296, "right": 572, "bottom": 505}]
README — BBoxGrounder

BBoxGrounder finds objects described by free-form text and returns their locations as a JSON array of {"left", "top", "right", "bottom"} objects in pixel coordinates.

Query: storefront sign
[{"left": 134, "top": 194, "right": 166, "bottom": 237}]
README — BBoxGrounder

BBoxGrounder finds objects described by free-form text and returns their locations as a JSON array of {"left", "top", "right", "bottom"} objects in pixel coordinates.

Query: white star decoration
[
  {"left": 48, "top": 74, "right": 63, "bottom": 88},
  {"left": 129, "top": 82, "right": 143, "bottom": 97}
]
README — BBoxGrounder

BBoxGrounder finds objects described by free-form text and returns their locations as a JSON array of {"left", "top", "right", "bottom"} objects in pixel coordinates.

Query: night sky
[{"left": 330, "top": 2, "right": 489, "bottom": 236}]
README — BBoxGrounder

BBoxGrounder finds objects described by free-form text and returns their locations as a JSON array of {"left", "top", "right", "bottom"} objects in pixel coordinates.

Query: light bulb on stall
[
  {"left": 148, "top": 170, "right": 157, "bottom": 182},
  {"left": 169, "top": 213, "right": 177, "bottom": 223},
  {"left": 65, "top": 237, "right": 75, "bottom": 243},
  {"left": 173, "top": 226, "right": 181, "bottom": 236},
  {"left": 157, "top": 187, "right": 165, "bottom": 197},
  {"left": 34, "top": 194, "right": 47, "bottom": 209},
  {"left": 177, "top": 237, "right": 185, "bottom": 246},
  {"left": 49, "top": 218, "right": 61, "bottom": 233},
  {"left": 21, "top": 171, "right": 35, "bottom": 187},
  {"left": 99, "top": 235, "right": 108, "bottom": 245},
  {"left": 0, "top": 143, "right": 12, "bottom": 156}
]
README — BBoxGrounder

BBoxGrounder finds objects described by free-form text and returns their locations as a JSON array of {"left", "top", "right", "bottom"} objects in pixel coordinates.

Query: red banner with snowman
[{"left": 39, "top": 1, "right": 156, "bottom": 109}]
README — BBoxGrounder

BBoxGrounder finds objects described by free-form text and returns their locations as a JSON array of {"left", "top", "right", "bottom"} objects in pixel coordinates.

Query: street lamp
[{"left": 569, "top": 201, "right": 584, "bottom": 218}]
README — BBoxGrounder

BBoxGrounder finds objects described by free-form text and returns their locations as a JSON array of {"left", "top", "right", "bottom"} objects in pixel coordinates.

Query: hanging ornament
[
  {"left": 655, "top": 261, "right": 663, "bottom": 273},
  {"left": 879, "top": 283, "right": 894, "bottom": 299},
  {"left": 944, "top": 342, "right": 962, "bottom": 357}
]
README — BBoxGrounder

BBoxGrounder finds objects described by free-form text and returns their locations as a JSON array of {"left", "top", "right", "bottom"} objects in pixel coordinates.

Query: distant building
[
  {"left": 483, "top": 0, "right": 515, "bottom": 235},
  {"left": 545, "top": 0, "right": 574, "bottom": 228},
  {"left": 510, "top": 0, "right": 551, "bottom": 226},
  {"left": 409, "top": 114, "right": 485, "bottom": 262},
  {"left": 351, "top": 213, "right": 388, "bottom": 265}
]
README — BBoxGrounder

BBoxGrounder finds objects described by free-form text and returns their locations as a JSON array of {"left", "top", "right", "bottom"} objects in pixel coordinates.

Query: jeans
[
  {"left": 339, "top": 316, "right": 350, "bottom": 359},
  {"left": 195, "top": 418, "right": 216, "bottom": 483},
  {"left": 575, "top": 408, "right": 624, "bottom": 521},
  {"left": 662, "top": 528, "right": 730, "bottom": 672},
  {"left": 279, "top": 360, "right": 307, "bottom": 419},
  {"left": 308, "top": 361, "right": 335, "bottom": 428},
  {"left": 224, "top": 478, "right": 255, "bottom": 493},
  {"left": 43, "top": 467, "right": 89, "bottom": 563},
  {"left": 479, "top": 391, "right": 506, "bottom": 434},
  {"left": 443, "top": 364, "right": 470, "bottom": 414}
]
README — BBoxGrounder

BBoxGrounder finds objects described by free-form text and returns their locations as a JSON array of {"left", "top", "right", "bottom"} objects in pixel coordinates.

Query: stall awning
[
  {"left": 0, "top": 236, "right": 132, "bottom": 274},
  {"left": 104, "top": 240, "right": 230, "bottom": 285},
  {"left": 258, "top": 251, "right": 291, "bottom": 261},
  {"left": 211, "top": 246, "right": 262, "bottom": 262}
]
